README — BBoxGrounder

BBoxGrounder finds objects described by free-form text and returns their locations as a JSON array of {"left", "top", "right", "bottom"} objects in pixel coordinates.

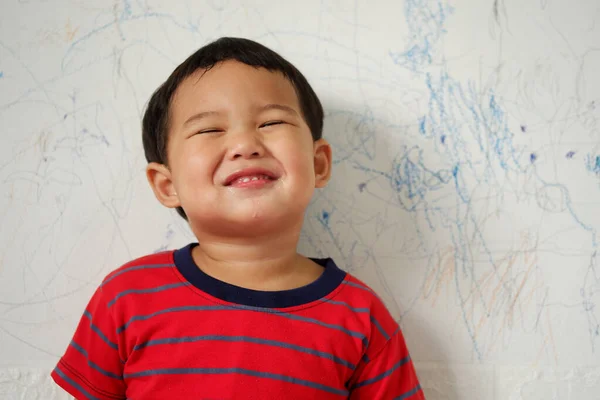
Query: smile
[
  {"left": 233, "top": 175, "right": 273, "bottom": 184},
  {"left": 224, "top": 167, "right": 279, "bottom": 187}
]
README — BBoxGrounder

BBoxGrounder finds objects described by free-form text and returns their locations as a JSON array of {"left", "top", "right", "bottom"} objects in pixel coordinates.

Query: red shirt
[{"left": 52, "top": 243, "right": 424, "bottom": 399}]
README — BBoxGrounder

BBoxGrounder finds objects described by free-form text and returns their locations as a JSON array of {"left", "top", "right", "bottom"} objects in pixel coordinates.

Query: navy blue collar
[{"left": 173, "top": 243, "right": 346, "bottom": 308}]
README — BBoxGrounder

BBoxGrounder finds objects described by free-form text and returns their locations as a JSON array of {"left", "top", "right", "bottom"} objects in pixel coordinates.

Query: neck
[{"left": 188, "top": 221, "right": 310, "bottom": 290}]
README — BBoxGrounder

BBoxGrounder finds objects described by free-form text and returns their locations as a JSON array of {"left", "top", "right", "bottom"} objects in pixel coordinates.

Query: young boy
[{"left": 51, "top": 37, "right": 425, "bottom": 400}]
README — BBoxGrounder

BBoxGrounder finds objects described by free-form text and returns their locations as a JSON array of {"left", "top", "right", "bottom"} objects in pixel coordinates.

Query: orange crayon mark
[
  {"left": 65, "top": 19, "right": 79, "bottom": 42},
  {"left": 422, "top": 246, "right": 456, "bottom": 307}
]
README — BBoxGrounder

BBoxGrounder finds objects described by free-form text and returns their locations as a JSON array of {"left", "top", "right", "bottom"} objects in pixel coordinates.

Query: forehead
[{"left": 170, "top": 60, "right": 300, "bottom": 119}]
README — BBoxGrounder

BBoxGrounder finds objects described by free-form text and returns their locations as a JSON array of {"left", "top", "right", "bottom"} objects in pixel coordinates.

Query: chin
[
  {"left": 226, "top": 209, "right": 302, "bottom": 234},
  {"left": 233, "top": 209, "right": 291, "bottom": 226},
  {"left": 187, "top": 200, "right": 307, "bottom": 233}
]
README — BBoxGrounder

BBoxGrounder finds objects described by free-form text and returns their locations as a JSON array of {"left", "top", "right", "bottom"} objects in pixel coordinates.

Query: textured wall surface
[{"left": 1, "top": 0, "right": 599, "bottom": 398}]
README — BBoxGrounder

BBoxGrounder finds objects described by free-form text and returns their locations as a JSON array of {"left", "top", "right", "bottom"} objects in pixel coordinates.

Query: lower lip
[{"left": 227, "top": 178, "right": 276, "bottom": 189}]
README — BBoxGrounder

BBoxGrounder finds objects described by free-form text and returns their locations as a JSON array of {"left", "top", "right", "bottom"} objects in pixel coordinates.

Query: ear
[
  {"left": 146, "top": 162, "right": 181, "bottom": 208},
  {"left": 313, "top": 138, "right": 332, "bottom": 188}
]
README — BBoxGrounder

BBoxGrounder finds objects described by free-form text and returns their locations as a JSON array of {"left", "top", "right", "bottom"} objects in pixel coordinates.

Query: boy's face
[{"left": 147, "top": 60, "right": 331, "bottom": 235}]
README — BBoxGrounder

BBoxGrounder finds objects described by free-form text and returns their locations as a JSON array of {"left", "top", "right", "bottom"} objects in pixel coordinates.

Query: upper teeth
[{"left": 237, "top": 175, "right": 270, "bottom": 183}]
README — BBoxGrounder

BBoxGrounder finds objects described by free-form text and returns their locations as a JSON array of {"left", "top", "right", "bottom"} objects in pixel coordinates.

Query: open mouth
[
  {"left": 229, "top": 174, "right": 274, "bottom": 185},
  {"left": 224, "top": 168, "right": 279, "bottom": 187}
]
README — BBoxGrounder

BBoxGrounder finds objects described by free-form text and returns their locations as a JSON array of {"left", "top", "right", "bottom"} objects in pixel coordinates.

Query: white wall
[{"left": 1, "top": 0, "right": 599, "bottom": 398}]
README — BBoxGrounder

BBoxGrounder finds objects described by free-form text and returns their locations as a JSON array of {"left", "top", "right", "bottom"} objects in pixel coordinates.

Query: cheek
[
  {"left": 284, "top": 148, "right": 316, "bottom": 187},
  {"left": 172, "top": 143, "right": 216, "bottom": 186}
]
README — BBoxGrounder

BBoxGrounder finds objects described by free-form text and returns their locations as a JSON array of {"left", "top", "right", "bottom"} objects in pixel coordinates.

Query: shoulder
[
  {"left": 333, "top": 269, "right": 400, "bottom": 352},
  {"left": 98, "top": 248, "right": 178, "bottom": 296},
  {"left": 338, "top": 272, "right": 393, "bottom": 317}
]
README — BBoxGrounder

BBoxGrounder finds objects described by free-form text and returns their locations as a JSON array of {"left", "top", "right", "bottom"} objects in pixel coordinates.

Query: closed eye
[
  {"left": 260, "top": 121, "right": 285, "bottom": 128},
  {"left": 197, "top": 128, "right": 223, "bottom": 134}
]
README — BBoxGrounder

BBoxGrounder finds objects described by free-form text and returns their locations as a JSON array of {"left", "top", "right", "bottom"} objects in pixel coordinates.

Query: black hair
[{"left": 142, "top": 37, "right": 324, "bottom": 220}]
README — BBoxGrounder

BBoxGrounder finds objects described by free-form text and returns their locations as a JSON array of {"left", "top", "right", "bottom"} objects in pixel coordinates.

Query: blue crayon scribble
[
  {"left": 0, "top": 71, "right": 3, "bottom": 78},
  {"left": 452, "top": 164, "right": 459, "bottom": 178},
  {"left": 122, "top": 0, "right": 132, "bottom": 18},
  {"left": 388, "top": 146, "right": 454, "bottom": 211},
  {"left": 586, "top": 154, "right": 600, "bottom": 175},
  {"left": 389, "top": 0, "right": 453, "bottom": 71},
  {"left": 374, "top": 0, "right": 600, "bottom": 362},
  {"left": 530, "top": 153, "right": 537, "bottom": 163},
  {"left": 419, "top": 116, "right": 426, "bottom": 135},
  {"left": 320, "top": 211, "right": 330, "bottom": 226}
]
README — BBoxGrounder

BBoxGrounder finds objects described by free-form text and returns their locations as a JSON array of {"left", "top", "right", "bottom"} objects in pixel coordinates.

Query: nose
[{"left": 226, "top": 129, "right": 265, "bottom": 160}]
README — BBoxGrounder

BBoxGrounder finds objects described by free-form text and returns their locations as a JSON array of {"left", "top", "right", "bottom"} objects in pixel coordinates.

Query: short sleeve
[
  {"left": 348, "top": 328, "right": 424, "bottom": 400},
  {"left": 51, "top": 285, "right": 126, "bottom": 400}
]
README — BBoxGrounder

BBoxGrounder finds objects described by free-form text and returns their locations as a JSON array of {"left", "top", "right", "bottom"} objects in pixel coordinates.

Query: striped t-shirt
[{"left": 52, "top": 243, "right": 424, "bottom": 399}]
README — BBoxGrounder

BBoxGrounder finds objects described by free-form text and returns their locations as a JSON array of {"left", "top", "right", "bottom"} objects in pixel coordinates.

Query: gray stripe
[
  {"left": 226, "top": 303, "right": 367, "bottom": 342},
  {"left": 322, "top": 298, "right": 370, "bottom": 313},
  {"left": 101, "top": 264, "right": 174, "bottom": 287},
  {"left": 107, "top": 282, "right": 189, "bottom": 308},
  {"left": 83, "top": 310, "right": 119, "bottom": 351},
  {"left": 70, "top": 341, "right": 122, "bottom": 380},
  {"left": 353, "top": 356, "right": 411, "bottom": 389},
  {"left": 134, "top": 335, "right": 356, "bottom": 370},
  {"left": 394, "top": 384, "right": 422, "bottom": 400},
  {"left": 117, "top": 305, "right": 366, "bottom": 344},
  {"left": 53, "top": 366, "right": 102, "bottom": 400},
  {"left": 370, "top": 315, "right": 390, "bottom": 340},
  {"left": 117, "top": 305, "right": 227, "bottom": 334},
  {"left": 342, "top": 280, "right": 374, "bottom": 294},
  {"left": 267, "top": 309, "right": 367, "bottom": 342},
  {"left": 123, "top": 368, "right": 349, "bottom": 396}
]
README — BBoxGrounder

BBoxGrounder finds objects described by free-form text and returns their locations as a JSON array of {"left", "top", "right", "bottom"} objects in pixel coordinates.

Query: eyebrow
[
  {"left": 259, "top": 103, "right": 300, "bottom": 117},
  {"left": 182, "top": 104, "right": 299, "bottom": 127},
  {"left": 183, "top": 111, "right": 221, "bottom": 127}
]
